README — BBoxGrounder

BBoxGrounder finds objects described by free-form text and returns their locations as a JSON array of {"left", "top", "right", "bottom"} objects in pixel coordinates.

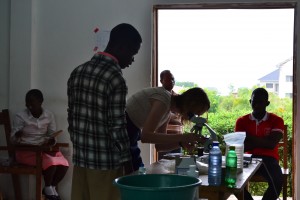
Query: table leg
[
  {"left": 234, "top": 191, "right": 244, "bottom": 200},
  {"left": 199, "top": 188, "right": 226, "bottom": 200}
]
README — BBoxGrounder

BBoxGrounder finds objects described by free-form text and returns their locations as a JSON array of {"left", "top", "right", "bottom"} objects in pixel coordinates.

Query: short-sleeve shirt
[
  {"left": 126, "top": 87, "right": 171, "bottom": 129},
  {"left": 235, "top": 112, "right": 284, "bottom": 160}
]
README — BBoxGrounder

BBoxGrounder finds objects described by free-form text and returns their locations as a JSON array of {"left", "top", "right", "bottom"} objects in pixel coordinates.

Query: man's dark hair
[
  {"left": 108, "top": 23, "right": 142, "bottom": 46},
  {"left": 252, "top": 87, "right": 269, "bottom": 100},
  {"left": 26, "top": 89, "right": 44, "bottom": 102},
  {"left": 160, "top": 70, "right": 171, "bottom": 80}
]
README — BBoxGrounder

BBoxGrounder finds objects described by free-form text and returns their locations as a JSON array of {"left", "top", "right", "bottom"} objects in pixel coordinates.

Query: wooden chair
[
  {"left": 248, "top": 124, "right": 289, "bottom": 200},
  {"left": 0, "top": 109, "right": 69, "bottom": 200}
]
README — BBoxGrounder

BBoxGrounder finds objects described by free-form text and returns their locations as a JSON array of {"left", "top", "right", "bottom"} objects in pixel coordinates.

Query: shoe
[
  {"left": 42, "top": 188, "right": 59, "bottom": 200},
  {"left": 55, "top": 195, "right": 61, "bottom": 200}
]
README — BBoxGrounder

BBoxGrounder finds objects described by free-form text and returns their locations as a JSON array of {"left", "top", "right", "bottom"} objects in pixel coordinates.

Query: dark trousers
[{"left": 244, "top": 156, "right": 283, "bottom": 200}]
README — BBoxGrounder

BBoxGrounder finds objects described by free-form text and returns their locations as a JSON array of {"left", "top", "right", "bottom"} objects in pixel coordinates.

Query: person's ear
[
  {"left": 249, "top": 99, "right": 251, "bottom": 104},
  {"left": 266, "top": 101, "right": 270, "bottom": 106}
]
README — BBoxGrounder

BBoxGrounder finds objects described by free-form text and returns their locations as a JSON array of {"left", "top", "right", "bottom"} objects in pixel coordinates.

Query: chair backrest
[
  {"left": 0, "top": 109, "right": 13, "bottom": 157},
  {"left": 278, "top": 124, "right": 288, "bottom": 169}
]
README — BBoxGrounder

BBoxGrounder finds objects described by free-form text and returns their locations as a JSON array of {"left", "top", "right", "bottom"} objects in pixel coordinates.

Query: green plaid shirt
[{"left": 67, "top": 53, "right": 131, "bottom": 169}]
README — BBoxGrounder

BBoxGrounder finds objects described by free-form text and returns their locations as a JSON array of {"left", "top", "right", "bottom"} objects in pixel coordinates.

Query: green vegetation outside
[{"left": 177, "top": 84, "right": 293, "bottom": 197}]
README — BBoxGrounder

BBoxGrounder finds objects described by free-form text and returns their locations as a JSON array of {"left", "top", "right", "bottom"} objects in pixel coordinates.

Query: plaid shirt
[{"left": 67, "top": 53, "right": 131, "bottom": 170}]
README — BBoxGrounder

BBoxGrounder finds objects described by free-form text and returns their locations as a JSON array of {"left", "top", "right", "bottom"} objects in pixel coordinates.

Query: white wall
[
  {"left": 1, "top": 0, "right": 300, "bottom": 199},
  {"left": 279, "top": 61, "right": 293, "bottom": 98}
]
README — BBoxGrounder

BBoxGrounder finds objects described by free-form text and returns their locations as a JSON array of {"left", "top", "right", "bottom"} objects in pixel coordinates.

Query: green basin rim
[{"left": 114, "top": 174, "right": 202, "bottom": 191}]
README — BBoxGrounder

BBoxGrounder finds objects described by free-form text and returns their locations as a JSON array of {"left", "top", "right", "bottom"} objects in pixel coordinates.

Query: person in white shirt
[{"left": 11, "top": 89, "right": 69, "bottom": 200}]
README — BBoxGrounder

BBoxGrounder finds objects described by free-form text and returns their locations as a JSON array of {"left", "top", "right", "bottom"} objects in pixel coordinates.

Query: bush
[{"left": 181, "top": 86, "right": 293, "bottom": 197}]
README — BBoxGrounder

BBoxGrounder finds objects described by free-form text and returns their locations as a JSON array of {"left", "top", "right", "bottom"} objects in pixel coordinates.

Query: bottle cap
[
  {"left": 212, "top": 141, "right": 219, "bottom": 146},
  {"left": 229, "top": 146, "right": 235, "bottom": 151}
]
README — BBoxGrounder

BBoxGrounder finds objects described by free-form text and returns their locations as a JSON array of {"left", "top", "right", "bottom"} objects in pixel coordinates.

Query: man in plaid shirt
[{"left": 67, "top": 23, "right": 142, "bottom": 200}]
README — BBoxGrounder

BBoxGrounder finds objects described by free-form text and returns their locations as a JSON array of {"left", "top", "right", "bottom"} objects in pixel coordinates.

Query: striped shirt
[{"left": 67, "top": 53, "right": 131, "bottom": 170}]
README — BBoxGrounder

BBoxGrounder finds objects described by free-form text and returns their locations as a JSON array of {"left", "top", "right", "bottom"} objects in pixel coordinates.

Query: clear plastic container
[
  {"left": 208, "top": 141, "right": 222, "bottom": 186},
  {"left": 138, "top": 164, "right": 146, "bottom": 174}
]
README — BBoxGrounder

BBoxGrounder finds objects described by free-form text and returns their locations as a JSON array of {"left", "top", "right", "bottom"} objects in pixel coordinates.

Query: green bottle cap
[{"left": 229, "top": 146, "right": 235, "bottom": 151}]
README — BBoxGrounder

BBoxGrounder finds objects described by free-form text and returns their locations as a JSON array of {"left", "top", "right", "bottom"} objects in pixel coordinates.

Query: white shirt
[{"left": 11, "top": 108, "right": 56, "bottom": 145}]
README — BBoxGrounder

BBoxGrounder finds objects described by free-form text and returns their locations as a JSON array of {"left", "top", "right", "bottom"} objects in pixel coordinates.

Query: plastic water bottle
[
  {"left": 225, "top": 146, "right": 237, "bottom": 188},
  {"left": 208, "top": 141, "right": 222, "bottom": 186},
  {"left": 187, "top": 165, "right": 199, "bottom": 200}
]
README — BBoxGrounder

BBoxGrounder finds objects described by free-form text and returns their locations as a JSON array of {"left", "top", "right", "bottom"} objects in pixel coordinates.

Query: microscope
[
  {"left": 188, "top": 113, "right": 218, "bottom": 153},
  {"left": 174, "top": 113, "right": 218, "bottom": 174}
]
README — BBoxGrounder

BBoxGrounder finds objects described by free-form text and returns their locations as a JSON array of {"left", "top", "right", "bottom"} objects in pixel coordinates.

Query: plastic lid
[{"left": 212, "top": 141, "right": 219, "bottom": 146}]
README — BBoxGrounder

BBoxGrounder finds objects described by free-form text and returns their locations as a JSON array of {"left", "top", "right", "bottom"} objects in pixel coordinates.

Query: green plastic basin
[{"left": 114, "top": 174, "right": 202, "bottom": 200}]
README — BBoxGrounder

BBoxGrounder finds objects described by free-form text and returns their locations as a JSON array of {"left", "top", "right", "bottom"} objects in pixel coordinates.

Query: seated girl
[{"left": 11, "top": 89, "right": 69, "bottom": 200}]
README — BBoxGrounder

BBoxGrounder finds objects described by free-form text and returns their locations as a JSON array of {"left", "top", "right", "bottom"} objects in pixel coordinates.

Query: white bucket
[{"left": 225, "top": 144, "right": 244, "bottom": 173}]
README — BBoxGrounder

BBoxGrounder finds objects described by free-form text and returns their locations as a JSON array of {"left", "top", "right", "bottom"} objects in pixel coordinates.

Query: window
[
  {"left": 152, "top": 3, "right": 296, "bottom": 196},
  {"left": 286, "top": 75, "right": 293, "bottom": 82},
  {"left": 266, "top": 83, "right": 274, "bottom": 89},
  {"left": 286, "top": 93, "right": 293, "bottom": 98}
]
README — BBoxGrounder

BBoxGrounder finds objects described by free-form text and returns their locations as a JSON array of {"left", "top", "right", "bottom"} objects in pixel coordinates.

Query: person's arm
[
  {"left": 140, "top": 100, "right": 202, "bottom": 146},
  {"left": 235, "top": 117, "right": 284, "bottom": 151},
  {"left": 154, "top": 115, "right": 179, "bottom": 152},
  {"left": 47, "top": 111, "right": 57, "bottom": 135},
  {"left": 109, "top": 75, "right": 131, "bottom": 163},
  {"left": 244, "top": 131, "right": 283, "bottom": 151},
  {"left": 44, "top": 110, "right": 57, "bottom": 146},
  {"left": 11, "top": 113, "right": 25, "bottom": 142}
]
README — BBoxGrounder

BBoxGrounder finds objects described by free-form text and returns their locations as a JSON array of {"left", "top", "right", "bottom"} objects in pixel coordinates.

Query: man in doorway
[{"left": 160, "top": 70, "right": 182, "bottom": 125}]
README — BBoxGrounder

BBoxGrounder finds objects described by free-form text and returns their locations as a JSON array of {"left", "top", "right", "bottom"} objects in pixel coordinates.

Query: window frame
[{"left": 152, "top": 3, "right": 297, "bottom": 197}]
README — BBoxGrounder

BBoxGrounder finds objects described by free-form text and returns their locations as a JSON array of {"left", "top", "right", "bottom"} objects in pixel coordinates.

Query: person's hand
[
  {"left": 180, "top": 141, "right": 197, "bottom": 154},
  {"left": 185, "top": 132, "right": 207, "bottom": 144},
  {"left": 123, "top": 160, "right": 134, "bottom": 175},
  {"left": 180, "top": 133, "right": 203, "bottom": 154},
  {"left": 15, "top": 130, "right": 23, "bottom": 138},
  {"left": 45, "top": 137, "right": 56, "bottom": 146}
]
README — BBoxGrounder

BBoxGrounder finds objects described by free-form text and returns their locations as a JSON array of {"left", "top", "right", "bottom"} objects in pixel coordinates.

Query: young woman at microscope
[{"left": 125, "top": 87, "right": 210, "bottom": 171}]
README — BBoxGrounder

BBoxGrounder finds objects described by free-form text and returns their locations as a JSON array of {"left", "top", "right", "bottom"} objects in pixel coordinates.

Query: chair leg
[
  {"left": 36, "top": 173, "right": 42, "bottom": 200},
  {"left": 12, "top": 174, "right": 22, "bottom": 200},
  {"left": 282, "top": 176, "right": 287, "bottom": 200}
]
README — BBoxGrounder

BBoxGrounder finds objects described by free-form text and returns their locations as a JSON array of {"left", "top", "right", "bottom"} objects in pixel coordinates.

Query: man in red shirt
[{"left": 235, "top": 87, "right": 284, "bottom": 200}]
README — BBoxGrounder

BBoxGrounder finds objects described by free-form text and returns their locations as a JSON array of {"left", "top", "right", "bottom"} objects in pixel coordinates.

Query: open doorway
[{"left": 152, "top": 2, "right": 296, "bottom": 198}]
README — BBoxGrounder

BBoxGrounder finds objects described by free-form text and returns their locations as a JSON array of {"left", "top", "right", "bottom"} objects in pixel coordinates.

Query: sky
[{"left": 158, "top": 9, "right": 294, "bottom": 95}]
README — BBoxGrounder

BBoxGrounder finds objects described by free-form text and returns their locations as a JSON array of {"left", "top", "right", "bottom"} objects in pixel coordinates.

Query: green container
[{"left": 114, "top": 174, "right": 202, "bottom": 200}]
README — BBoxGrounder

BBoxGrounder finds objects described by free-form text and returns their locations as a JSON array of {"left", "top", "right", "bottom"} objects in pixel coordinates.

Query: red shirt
[{"left": 235, "top": 112, "right": 284, "bottom": 160}]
